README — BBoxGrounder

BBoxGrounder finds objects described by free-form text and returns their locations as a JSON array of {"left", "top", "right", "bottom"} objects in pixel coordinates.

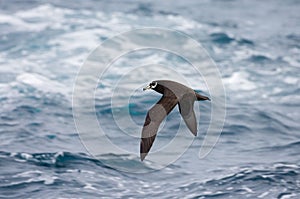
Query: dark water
[{"left": 0, "top": 0, "right": 300, "bottom": 198}]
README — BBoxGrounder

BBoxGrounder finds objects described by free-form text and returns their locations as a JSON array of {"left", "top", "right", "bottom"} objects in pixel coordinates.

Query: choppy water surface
[{"left": 0, "top": 0, "right": 299, "bottom": 198}]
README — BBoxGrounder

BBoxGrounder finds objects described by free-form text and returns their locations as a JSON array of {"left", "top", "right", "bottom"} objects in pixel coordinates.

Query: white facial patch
[{"left": 150, "top": 82, "right": 157, "bottom": 89}]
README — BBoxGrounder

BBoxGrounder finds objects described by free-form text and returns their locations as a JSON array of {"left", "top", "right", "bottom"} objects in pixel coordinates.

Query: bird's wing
[
  {"left": 140, "top": 93, "right": 178, "bottom": 161},
  {"left": 178, "top": 93, "right": 197, "bottom": 136}
]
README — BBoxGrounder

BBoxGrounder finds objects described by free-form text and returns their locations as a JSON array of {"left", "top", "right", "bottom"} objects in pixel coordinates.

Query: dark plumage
[{"left": 140, "top": 80, "right": 210, "bottom": 161}]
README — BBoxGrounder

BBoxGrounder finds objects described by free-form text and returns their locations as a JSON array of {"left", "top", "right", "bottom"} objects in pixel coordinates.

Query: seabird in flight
[{"left": 140, "top": 80, "right": 210, "bottom": 161}]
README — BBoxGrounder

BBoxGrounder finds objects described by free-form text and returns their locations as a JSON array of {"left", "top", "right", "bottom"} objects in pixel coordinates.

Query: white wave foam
[
  {"left": 0, "top": 4, "right": 72, "bottom": 32},
  {"left": 283, "top": 77, "right": 298, "bottom": 84},
  {"left": 258, "top": 191, "right": 269, "bottom": 198},
  {"left": 223, "top": 71, "right": 256, "bottom": 91},
  {"left": 233, "top": 49, "right": 276, "bottom": 63},
  {"left": 0, "top": 14, "right": 46, "bottom": 32},
  {"left": 14, "top": 170, "right": 43, "bottom": 177},
  {"left": 283, "top": 56, "right": 300, "bottom": 68},
  {"left": 16, "top": 73, "right": 67, "bottom": 95},
  {"left": 84, "top": 183, "right": 97, "bottom": 190}
]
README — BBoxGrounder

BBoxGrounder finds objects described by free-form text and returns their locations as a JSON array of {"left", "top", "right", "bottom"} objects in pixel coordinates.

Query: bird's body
[{"left": 140, "top": 80, "right": 210, "bottom": 161}]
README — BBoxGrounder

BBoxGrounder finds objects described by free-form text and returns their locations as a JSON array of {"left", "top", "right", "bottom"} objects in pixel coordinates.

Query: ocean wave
[
  {"left": 0, "top": 151, "right": 157, "bottom": 173},
  {"left": 179, "top": 164, "right": 300, "bottom": 198},
  {"left": 1, "top": 151, "right": 299, "bottom": 198},
  {"left": 1, "top": 0, "right": 299, "bottom": 198},
  {"left": 210, "top": 32, "right": 235, "bottom": 44}
]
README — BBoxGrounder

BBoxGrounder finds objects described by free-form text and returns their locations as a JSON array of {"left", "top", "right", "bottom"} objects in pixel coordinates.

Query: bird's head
[
  {"left": 143, "top": 81, "right": 166, "bottom": 94},
  {"left": 143, "top": 81, "right": 158, "bottom": 91}
]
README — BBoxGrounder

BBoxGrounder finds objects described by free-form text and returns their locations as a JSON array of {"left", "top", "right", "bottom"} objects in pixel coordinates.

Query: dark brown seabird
[{"left": 140, "top": 80, "right": 210, "bottom": 161}]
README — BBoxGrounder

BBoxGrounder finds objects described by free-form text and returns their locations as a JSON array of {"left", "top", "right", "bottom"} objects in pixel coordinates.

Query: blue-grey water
[{"left": 0, "top": 0, "right": 300, "bottom": 198}]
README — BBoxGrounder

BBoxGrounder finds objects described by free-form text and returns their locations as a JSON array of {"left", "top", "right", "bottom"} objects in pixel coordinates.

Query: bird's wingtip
[
  {"left": 191, "top": 129, "right": 197, "bottom": 136},
  {"left": 140, "top": 153, "right": 146, "bottom": 161}
]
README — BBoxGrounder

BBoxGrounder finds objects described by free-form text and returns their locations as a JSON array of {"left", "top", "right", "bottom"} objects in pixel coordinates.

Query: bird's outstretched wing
[
  {"left": 178, "top": 93, "right": 197, "bottom": 136},
  {"left": 140, "top": 92, "right": 178, "bottom": 161}
]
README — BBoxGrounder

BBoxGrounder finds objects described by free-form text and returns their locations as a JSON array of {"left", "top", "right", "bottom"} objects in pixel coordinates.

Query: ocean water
[{"left": 0, "top": 0, "right": 300, "bottom": 198}]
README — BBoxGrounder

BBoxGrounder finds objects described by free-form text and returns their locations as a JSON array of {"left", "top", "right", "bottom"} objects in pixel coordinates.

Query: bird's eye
[{"left": 150, "top": 82, "right": 157, "bottom": 88}]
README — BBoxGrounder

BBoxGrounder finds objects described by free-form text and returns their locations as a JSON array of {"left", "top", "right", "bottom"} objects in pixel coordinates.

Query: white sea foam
[
  {"left": 0, "top": 14, "right": 43, "bottom": 32},
  {"left": 84, "top": 183, "right": 97, "bottom": 190},
  {"left": 0, "top": 4, "right": 73, "bottom": 32},
  {"left": 279, "top": 193, "right": 297, "bottom": 199},
  {"left": 283, "top": 56, "right": 300, "bottom": 68},
  {"left": 258, "top": 191, "right": 269, "bottom": 198},
  {"left": 20, "top": 152, "right": 33, "bottom": 160},
  {"left": 283, "top": 77, "right": 298, "bottom": 84},
  {"left": 14, "top": 170, "right": 43, "bottom": 177},
  {"left": 223, "top": 71, "right": 256, "bottom": 91},
  {"left": 233, "top": 48, "right": 276, "bottom": 63},
  {"left": 16, "top": 73, "right": 67, "bottom": 95}
]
